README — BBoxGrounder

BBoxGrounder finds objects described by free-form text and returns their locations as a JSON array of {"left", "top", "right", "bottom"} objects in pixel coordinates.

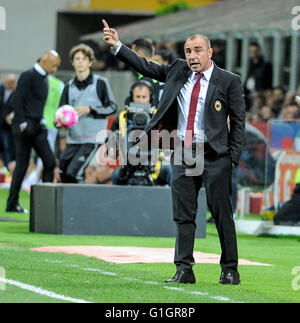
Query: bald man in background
[
  {"left": 0, "top": 74, "right": 17, "bottom": 166},
  {"left": 6, "top": 50, "right": 61, "bottom": 213}
]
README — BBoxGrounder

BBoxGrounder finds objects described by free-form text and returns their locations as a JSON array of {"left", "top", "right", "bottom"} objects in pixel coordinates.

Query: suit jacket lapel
[{"left": 176, "top": 65, "right": 192, "bottom": 91}]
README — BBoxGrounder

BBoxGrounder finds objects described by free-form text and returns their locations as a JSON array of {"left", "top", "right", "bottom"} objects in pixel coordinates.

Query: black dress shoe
[
  {"left": 165, "top": 270, "right": 196, "bottom": 284},
  {"left": 6, "top": 205, "right": 28, "bottom": 214},
  {"left": 164, "top": 271, "right": 180, "bottom": 283},
  {"left": 219, "top": 271, "right": 240, "bottom": 285},
  {"left": 176, "top": 270, "right": 196, "bottom": 284}
]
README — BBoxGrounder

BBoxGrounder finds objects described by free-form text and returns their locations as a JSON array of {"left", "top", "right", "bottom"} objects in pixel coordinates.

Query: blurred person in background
[
  {"left": 58, "top": 44, "right": 117, "bottom": 184},
  {"left": 84, "top": 163, "right": 113, "bottom": 184},
  {"left": 6, "top": 50, "right": 61, "bottom": 213},
  {"left": 283, "top": 91, "right": 297, "bottom": 106},
  {"left": 271, "top": 87, "right": 285, "bottom": 117},
  {"left": 244, "top": 42, "right": 273, "bottom": 110},
  {"left": 153, "top": 47, "right": 177, "bottom": 101},
  {"left": 130, "top": 38, "right": 161, "bottom": 107},
  {"left": 277, "top": 103, "right": 299, "bottom": 120},
  {"left": 211, "top": 39, "right": 226, "bottom": 69},
  {"left": 260, "top": 105, "right": 274, "bottom": 122},
  {"left": 0, "top": 74, "right": 16, "bottom": 105},
  {"left": 274, "top": 99, "right": 300, "bottom": 225},
  {"left": 156, "top": 40, "right": 178, "bottom": 54},
  {"left": 248, "top": 92, "right": 265, "bottom": 114},
  {"left": 93, "top": 42, "right": 126, "bottom": 71},
  {"left": 0, "top": 74, "right": 16, "bottom": 166},
  {"left": 248, "top": 111, "right": 262, "bottom": 123},
  {"left": 264, "top": 89, "right": 274, "bottom": 107},
  {"left": 109, "top": 80, "right": 172, "bottom": 187},
  {"left": 33, "top": 74, "right": 64, "bottom": 184}
]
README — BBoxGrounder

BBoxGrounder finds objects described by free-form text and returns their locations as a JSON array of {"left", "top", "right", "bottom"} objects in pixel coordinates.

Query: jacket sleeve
[
  {"left": 228, "top": 75, "right": 246, "bottom": 165},
  {"left": 116, "top": 44, "right": 170, "bottom": 83},
  {"left": 89, "top": 78, "right": 117, "bottom": 118},
  {"left": 11, "top": 71, "right": 31, "bottom": 124}
]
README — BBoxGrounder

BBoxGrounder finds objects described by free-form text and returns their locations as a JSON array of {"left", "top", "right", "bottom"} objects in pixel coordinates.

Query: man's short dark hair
[
  {"left": 249, "top": 41, "right": 261, "bottom": 49},
  {"left": 155, "top": 47, "right": 177, "bottom": 64},
  {"left": 185, "top": 34, "right": 211, "bottom": 50},
  {"left": 132, "top": 38, "right": 155, "bottom": 58}
]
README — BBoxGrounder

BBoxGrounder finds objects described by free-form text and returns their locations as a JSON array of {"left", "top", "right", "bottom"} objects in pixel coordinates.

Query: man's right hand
[
  {"left": 102, "top": 19, "right": 119, "bottom": 47},
  {"left": 53, "top": 120, "right": 66, "bottom": 129},
  {"left": 19, "top": 122, "right": 27, "bottom": 133}
]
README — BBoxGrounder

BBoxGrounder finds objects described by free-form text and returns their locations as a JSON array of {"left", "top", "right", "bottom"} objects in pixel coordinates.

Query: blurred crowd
[
  {"left": 91, "top": 39, "right": 300, "bottom": 122},
  {"left": 0, "top": 38, "right": 299, "bottom": 192},
  {"left": 90, "top": 39, "right": 179, "bottom": 72}
]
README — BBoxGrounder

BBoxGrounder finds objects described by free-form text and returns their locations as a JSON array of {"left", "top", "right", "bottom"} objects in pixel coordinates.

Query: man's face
[
  {"left": 132, "top": 86, "right": 150, "bottom": 104},
  {"left": 4, "top": 77, "right": 16, "bottom": 90},
  {"left": 261, "top": 106, "right": 272, "bottom": 119},
  {"left": 249, "top": 45, "right": 261, "bottom": 60},
  {"left": 283, "top": 105, "right": 298, "bottom": 119},
  {"left": 43, "top": 56, "right": 61, "bottom": 74},
  {"left": 72, "top": 51, "right": 91, "bottom": 73},
  {"left": 184, "top": 36, "right": 213, "bottom": 73}
]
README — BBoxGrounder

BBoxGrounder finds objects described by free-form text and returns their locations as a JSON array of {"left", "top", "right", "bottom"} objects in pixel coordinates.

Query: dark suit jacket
[
  {"left": 0, "top": 86, "right": 14, "bottom": 131},
  {"left": 116, "top": 45, "right": 246, "bottom": 165},
  {"left": 246, "top": 57, "right": 273, "bottom": 91}
]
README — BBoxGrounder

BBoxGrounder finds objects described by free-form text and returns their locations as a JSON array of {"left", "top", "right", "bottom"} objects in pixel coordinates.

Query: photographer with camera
[{"left": 110, "top": 80, "right": 171, "bottom": 186}]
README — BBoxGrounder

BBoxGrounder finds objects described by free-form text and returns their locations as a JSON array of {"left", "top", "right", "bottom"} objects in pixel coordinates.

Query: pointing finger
[{"left": 102, "top": 19, "right": 109, "bottom": 29}]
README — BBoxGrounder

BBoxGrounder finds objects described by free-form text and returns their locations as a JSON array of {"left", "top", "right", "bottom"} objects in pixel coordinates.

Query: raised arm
[{"left": 102, "top": 19, "right": 169, "bottom": 83}]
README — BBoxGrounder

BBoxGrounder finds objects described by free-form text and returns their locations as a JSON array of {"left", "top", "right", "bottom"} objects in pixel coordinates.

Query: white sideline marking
[
  {"left": 67, "top": 264, "right": 118, "bottom": 276},
  {"left": 45, "top": 259, "right": 239, "bottom": 303},
  {"left": 0, "top": 278, "right": 91, "bottom": 303}
]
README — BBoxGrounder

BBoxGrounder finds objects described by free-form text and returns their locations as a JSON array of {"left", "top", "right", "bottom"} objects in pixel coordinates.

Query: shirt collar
[
  {"left": 34, "top": 63, "right": 47, "bottom": 76},
  {"left": 73, "top": 72, "right": 93, "bottom": 89},
  {"left": 192, "top": 60, "right": 214, "bottom": 82}
]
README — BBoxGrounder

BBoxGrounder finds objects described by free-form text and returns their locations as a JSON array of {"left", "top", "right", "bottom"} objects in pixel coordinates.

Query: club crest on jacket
[{"left": 215, "top": 100, "right": 222, "bottom": 112}]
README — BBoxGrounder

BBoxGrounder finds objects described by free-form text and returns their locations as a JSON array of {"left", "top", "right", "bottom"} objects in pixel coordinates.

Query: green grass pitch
[{"left": 0, "top": 188, "right": 299, "bottom": 303}]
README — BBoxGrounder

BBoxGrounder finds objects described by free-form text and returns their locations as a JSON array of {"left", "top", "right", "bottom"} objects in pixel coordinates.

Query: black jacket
[
  {"left": 116, "top": 45, "right": 246, "bottom": 165},
  {"left": 246, "top": 57, "right": 273, "bottom": 91},
  {"left": 11, "top": 67, "right": 48, "bottom": 124}
]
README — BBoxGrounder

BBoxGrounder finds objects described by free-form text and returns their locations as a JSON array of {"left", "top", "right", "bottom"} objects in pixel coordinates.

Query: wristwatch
[{"left": 111, "top": 40, "right": 122, "bottom": 52}]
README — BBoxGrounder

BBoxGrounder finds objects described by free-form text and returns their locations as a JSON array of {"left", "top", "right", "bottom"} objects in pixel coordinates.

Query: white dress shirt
[
  {"left": 34, "top": 63, "right": 47, "bottom": 76},
  {"left": 177, "top": 61, "right": 214, "bottom": 143},
  {"left": 113, "top": 43, "right": 214, "bottom": 143}
]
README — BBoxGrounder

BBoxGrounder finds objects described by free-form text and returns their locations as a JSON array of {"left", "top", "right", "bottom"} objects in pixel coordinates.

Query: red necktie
[{"left": 184, "top": 72, "right": 204, "bottom": 147}]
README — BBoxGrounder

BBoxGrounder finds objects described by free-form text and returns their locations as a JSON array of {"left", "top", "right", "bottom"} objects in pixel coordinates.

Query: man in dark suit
[
  {"left": 6, "top": 50, "right": 61, "bottom": 213},
  {"left": 244, "top": 42, "right": 273, "bottom": 110},
  {"left": 103, "top": 20, "right": 245, "bottom": 285}
]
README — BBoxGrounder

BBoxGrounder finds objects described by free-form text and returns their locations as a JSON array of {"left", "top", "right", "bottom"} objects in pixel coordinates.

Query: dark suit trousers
[
  {"left": 171, "top": 142, "right": 238, "bottom": 273},
  {"left": 7, "top": 120, "right": 56, "bottom": 209}
]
